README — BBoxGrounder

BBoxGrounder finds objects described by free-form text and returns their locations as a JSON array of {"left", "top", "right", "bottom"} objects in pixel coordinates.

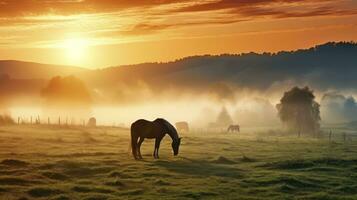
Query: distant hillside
[
  {"left": 0, "top": 60, "right": 87, "bottom": 79},
  {"left": 1, "top": 42, "right": 357, "bottom": 104},
  {"left": 85, "top": 42, "right": 357, "bottom": 93}
]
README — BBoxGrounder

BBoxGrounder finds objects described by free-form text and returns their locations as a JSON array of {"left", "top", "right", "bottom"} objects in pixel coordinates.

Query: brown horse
[
  {"left": 130, "top": 118, "right": 181, "bottom": 159},
  {"left": 227, "top": 124, "right": 240, "bottom": 133}
]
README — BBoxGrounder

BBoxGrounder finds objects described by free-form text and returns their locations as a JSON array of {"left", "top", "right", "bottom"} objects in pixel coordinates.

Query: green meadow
[{"left": 0, "top": 125, "right": 357, "bottom": 200}]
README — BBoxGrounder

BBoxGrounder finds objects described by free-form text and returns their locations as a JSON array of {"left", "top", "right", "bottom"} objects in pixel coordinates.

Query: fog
[
  {"left": 3, "top": 81, "right": 357, "bottom": 129},
  {"left": 5, "top": 89, "right": 280, "bottom": 129},
  {"left": 320, "top": 92, "right": 357, "bottom": 124}
]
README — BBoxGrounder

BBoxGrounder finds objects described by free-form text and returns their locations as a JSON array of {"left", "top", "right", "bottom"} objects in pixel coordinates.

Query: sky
[{"left": 0, "top": 0, "right": 356, "bottom": 68}]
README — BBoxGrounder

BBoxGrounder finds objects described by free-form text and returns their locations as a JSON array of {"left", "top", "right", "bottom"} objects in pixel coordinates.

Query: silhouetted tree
[
  {"left": 276, "top": 87, "right": 320, "bottom": 135},
  {"left": 41, "top": 76, "right": 91, "bottom": 108},
  {"left": 0, "top": 114, "right": 15, "bottom": 125},
  {"left": 216, "top": 106, "right": 233, "bottom": 127},
  {"left": 41, "top": 76, "right": 92, "bottom": 121}
]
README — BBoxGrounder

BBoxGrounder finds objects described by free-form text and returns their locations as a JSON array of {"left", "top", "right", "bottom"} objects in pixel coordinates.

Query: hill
[
  {"left": 87, "top": 42, "right": 356, "bottom": 90},
  {"left": 1, "top": 42, "right": 357, "bottom": 103},
  {"left": 0, "top": 60, "right": 87, "bottom": 79}
]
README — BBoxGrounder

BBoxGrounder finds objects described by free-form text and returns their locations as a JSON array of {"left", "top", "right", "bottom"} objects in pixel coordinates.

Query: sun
[{"left": 63, "top": 38, "right": 88, "bottom": 65}]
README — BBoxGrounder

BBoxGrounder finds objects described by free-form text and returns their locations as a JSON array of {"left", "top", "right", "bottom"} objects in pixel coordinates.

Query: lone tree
[
  {"left": 276, "top": 86, "right": 320, "bottom": 135},
  {"left": 41, "top": 76, "right": 91, "bottom": 108},
  {"left": 216, "top": 106, "right": 233, "bottom": 127},
  {"left": 41, "top": 76, "right": 92, "bottom": 120}
]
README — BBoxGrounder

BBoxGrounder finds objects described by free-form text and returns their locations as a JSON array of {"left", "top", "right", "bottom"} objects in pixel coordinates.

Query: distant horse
[
  {"left": 175, "top": 121, "right": 189, "bottom": 132},
  {"left": 227, "top": 124, "right": 240, "bottom": 133},
  {"left": 131, "top": 118, "right": 181, "bottom": 159},
  {"left": 87, "top": 117, "right": 96, "bottom": 127}
]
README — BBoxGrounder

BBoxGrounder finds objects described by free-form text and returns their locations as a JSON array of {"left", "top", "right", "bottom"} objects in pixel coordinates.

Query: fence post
[{"left": 58, "top": 116, "right": 61, "bottom": 126}]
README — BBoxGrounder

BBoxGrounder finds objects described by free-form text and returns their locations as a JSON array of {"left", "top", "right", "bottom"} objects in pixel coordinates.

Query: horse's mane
[{"left": 154, "top": 118, "right": 179, "bottom": 140}]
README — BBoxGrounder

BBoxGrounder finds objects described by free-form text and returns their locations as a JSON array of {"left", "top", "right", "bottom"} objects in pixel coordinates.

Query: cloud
[
  {"left": 0, "top": 0, "right": 187, "bottom": 17},
  {"left": 1, "top": 0, "right": 356, "bottom": 20},
  {"left": 0, "top": 0, "right": 356, "bottom": 48},
  {"left": 177, "top": 0, "right": 357, "bottom": 19},
  {"left": 99, "top": 18, "right": 248, "bottom": 37}
]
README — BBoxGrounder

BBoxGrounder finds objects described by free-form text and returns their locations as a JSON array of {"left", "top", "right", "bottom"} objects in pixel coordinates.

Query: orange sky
[{"left": 0, "top": 0, "right": 357, "bottom": 68}]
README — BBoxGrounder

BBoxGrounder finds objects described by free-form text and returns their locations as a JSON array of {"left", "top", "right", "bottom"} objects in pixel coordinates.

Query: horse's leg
[
  {"left": 153, "top": 144, "right": 157, "bottom": 159},
  {"left": 131, "top": 135, "right": 139, "bottom": 160},
  {"left": 154, "top": 137, "right": 162, "bottom": 159},
  {"left": 137, "top": 137, "right": 144, "bottom": 159}
]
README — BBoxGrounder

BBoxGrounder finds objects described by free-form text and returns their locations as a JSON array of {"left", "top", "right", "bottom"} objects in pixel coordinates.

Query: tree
[
  {"left": 41, "top": 76, "right": 91, "bottom": 108},
  {"left": 216, "top": 106, "right": 233, "bottom": 127},
  {"left": 41, "top": 76, "right": 92, "bottom": 120},
  {"left": 276, "top": 86, "right": 320, "bottom": 135},
  {"left": 0, "top": 114, "right": 14, "bottom": 125}
]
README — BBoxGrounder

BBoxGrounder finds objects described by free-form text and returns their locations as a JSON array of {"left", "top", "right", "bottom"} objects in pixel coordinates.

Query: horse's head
[{"left": 172, "top": 137, "right": 181, "bottom": 156}]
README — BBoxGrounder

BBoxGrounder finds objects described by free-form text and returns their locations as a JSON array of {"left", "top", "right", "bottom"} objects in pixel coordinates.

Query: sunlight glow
[{"left": 63, "top": 38, "right": 88, "bottom": 65}]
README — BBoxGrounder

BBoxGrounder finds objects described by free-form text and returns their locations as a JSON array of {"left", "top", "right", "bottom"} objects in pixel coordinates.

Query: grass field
[{"left": 0, "top": 125, "right": 357, "bottom": 200}]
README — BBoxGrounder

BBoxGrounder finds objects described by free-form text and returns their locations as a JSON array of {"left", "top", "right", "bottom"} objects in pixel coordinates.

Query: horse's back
[
  {"left": 131, "top": 119, "right": 150, "bottom": 126},
  {"left": 131, "top": 119, "right": 164, "bottom": 138},
  {"left": 131, "top": 119, "right": 151, "bottom": 132}
]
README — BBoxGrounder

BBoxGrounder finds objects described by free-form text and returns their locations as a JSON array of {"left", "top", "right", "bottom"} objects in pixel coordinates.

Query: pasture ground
[{"left": 0, "top": 125, "right": 357, "bottom": 199}]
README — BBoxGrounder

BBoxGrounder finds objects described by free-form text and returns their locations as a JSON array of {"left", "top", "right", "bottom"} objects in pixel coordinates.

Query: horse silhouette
[
  {"left": 130, "top": 118, "right": 181, "bottom": 159},
  {"left": 227, "top": 124, "right": 240, "bottom": 133},
  {"left": 175, "top": 121, "right": 189, "bottom": 132},
  {"left": 87, "top": 117, "right": 96, "bottom": 127}
]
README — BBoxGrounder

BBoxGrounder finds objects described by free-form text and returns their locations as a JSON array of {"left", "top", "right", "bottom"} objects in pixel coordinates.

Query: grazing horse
[
  {"left": 130, "top": 118, "right": 181, "bottom": 159},
  {"left": 175, "top": 121, "right": 189, "bottom": 132},
  {"left": 227, "top": 124, "right": 240, "bottom": 133},
  {"left": 87, "top": 117, "right": 96, "bottom": 127}
]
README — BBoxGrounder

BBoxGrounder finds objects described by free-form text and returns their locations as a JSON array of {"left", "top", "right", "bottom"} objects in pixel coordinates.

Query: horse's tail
[{"left": 130, "top": 126, "right": 138, "bottom": 159}]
